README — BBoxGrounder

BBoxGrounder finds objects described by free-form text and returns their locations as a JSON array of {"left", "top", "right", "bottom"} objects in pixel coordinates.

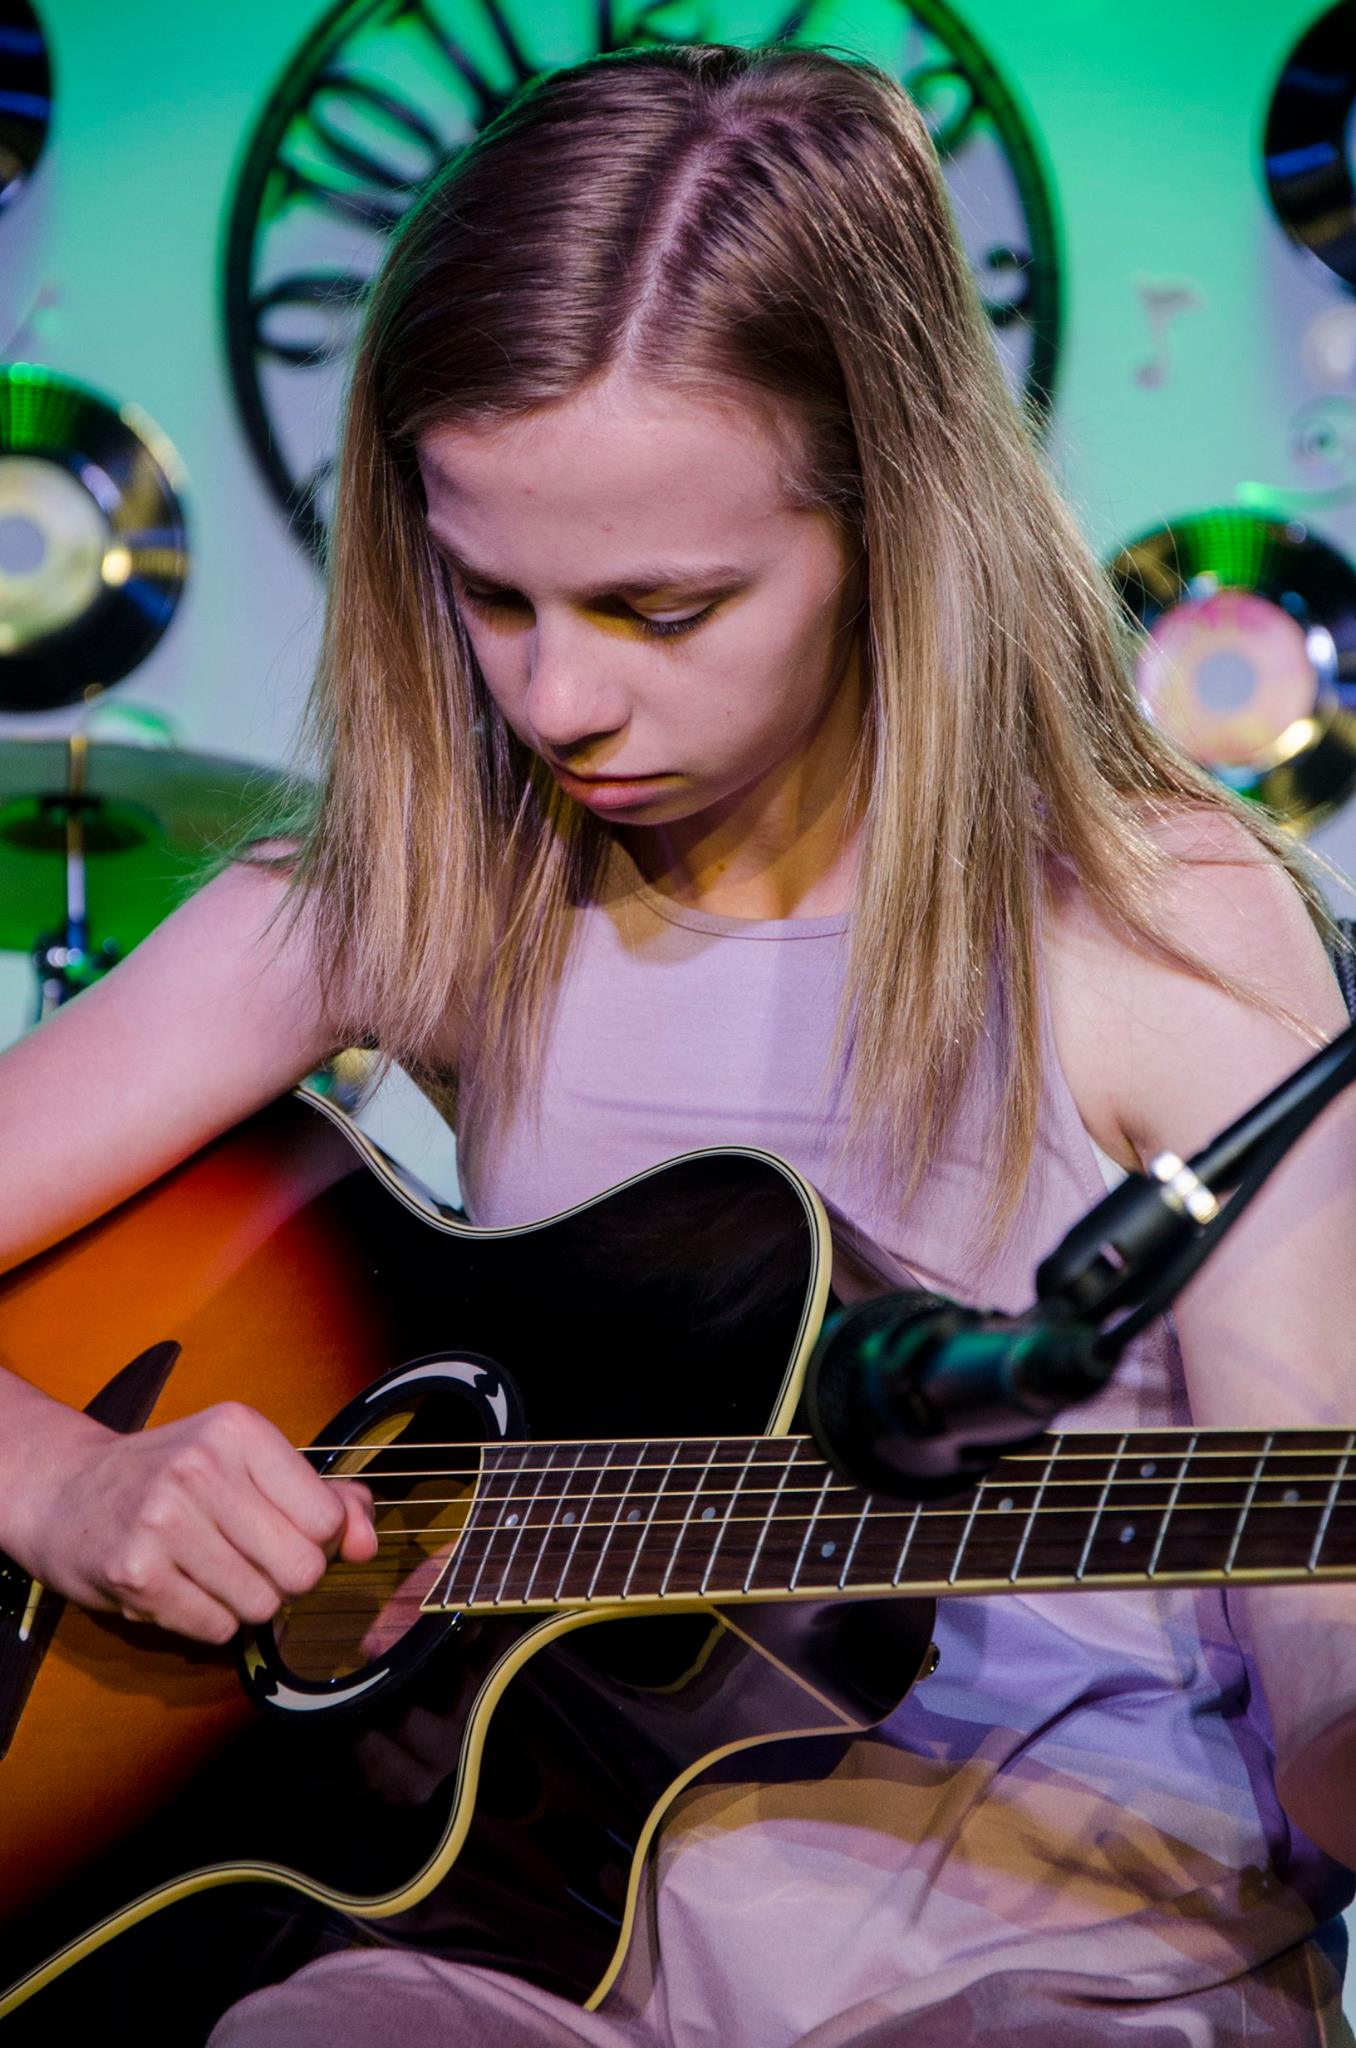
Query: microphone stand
[
  {"left": 805, "top": 1016, "right": 1356, "bottom": 1497},
  {"left": 1037, "top": 1014, "right": 1356, "bottom": 1358}
]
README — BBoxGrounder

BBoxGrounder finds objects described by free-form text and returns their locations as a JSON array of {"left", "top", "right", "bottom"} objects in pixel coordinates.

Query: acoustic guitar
[{"left": 1, "top": 1088, "right": 1352, "bottom": 2041}]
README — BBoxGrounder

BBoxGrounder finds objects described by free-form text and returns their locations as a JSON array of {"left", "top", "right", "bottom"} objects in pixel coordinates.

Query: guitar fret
[
  {"left": 554, "top": 1442, "right": 616, "bottom": 1601},
  {"left": 521, "top": 1440, "right": 586, "bottom": 1604},
  {"left": 1308, "top": 1432, "right": 1356, "bottom": 1571},
  {"left": 1075, "top": 1432, "right": 1127, "bottom": 1581},
  {"left": 1223, "top": 1434, "right": 1273, "bottom": 1574},
  {"left": 657, "top": 1440, "right": 715, "bottom": 1598},
  {"left": 584, "top": 1439, "right": 644, "bottom": 1601},
  {"left": 891, "top": 1500, "right": 925, "bottom": 1585},
  {"left": 465, "top": 1444, "right": 534, "bottom": 1608},
  {"left": 837, "top": 1486, "right": 875, "bottom": 1591},
  {"left": 947, "top": 1478, "right": 987, "bottom": 1585},
  {"left": 630, "top": 1441, "right": 692, "bottom": 1597},
  {"left": 701, "top": 1442, "right": 757, "bottom": 1594},
  {"left": 498, "top": 1442, "right": 557, "bottom": 1602},
  {"left": 790, "top": 1466, "right": 834, "bottom": 1590},
  {"left": 432, "top": 1447, "right": 505, "bottom": 1609},
  {"left": 1147, "top": 1433, "right": 1197, "bottom": 1578},
  {"left": 1009, "top": 1436, "right": 1061, "bottom": 1581},
  {"left": 742, "top": 1446, "right": 797, "bottom": 1594}
]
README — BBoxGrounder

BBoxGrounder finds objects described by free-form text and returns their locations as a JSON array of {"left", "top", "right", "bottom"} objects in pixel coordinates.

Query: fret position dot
[
  {"left": 1140, "top": 1462, "right": 1157, "bottom": 1479},
  {"left": 998, "top": 1496, "right": 1015, "bottom": 1513},
  {"left": 562, "top": 1512, "right": 576, "bottom": 1524},
  {"left": 1119, "top": 1524, "right": 1136, "bottom": 1543},
  {"left": 820, "top": 1541, "right": 836, "bottom": 1558},
  {"left": 626, "top": 1508, "right": 641, "bottom": 1522},
  {"left": 505, "top": 1514, "right": 518, "bottom": 1526},
  {"left": 700, "top": 1506, "right": 716, "bottom": 1520},
  {"left": 1283, "top": 1487, "right": 1300, "bottom": 1505}
]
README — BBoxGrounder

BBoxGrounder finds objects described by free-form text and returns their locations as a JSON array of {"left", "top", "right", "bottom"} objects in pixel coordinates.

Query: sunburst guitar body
[{"left": 0, "top": 1089, "right": 930, "bottom": 2042}]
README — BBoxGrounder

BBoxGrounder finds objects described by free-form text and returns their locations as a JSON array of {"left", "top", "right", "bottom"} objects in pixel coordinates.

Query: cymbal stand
[{"left": 31, "top": 733, "right": 119, "bottom": 1020}]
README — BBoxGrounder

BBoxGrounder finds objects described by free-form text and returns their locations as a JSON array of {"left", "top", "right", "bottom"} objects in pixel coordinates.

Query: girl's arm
[
  {"left": 1047, "top": 811, "right": 1356, "bottom": 1864},
  {"left": 0, "top": 857, "right": 377, "bottom": 1640}
]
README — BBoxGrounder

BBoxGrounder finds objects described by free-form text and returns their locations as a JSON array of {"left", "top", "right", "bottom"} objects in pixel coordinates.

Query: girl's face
[{"left": 416, "top": 369, "right": 864, "bottom": 833}]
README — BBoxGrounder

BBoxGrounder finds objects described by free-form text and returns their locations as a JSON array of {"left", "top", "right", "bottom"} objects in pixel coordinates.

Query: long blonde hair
[{"left": 259, "top": 39, "right": 1350, "bottom": 1251}]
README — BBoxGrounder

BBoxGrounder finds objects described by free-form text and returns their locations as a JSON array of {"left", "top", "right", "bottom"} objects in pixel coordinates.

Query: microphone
[
  {"left": 804, "top": 1016, "right": 1356, "bottom": 1502},
  {"left": 803, "top": 1290, "right": 1113, "bottom": 1500}
]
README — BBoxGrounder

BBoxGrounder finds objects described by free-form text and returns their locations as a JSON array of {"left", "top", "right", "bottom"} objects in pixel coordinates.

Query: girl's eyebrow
[{"left": 427, "top": 529, "right": 748, "bottom": 599}]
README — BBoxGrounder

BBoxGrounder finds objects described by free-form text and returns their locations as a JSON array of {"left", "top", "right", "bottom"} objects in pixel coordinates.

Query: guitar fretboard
[{"left": 419, "top": 1428, "right": 1356, "bottom": 1615}]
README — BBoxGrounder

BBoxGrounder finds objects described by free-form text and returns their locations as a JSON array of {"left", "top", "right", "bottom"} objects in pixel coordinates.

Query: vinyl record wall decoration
[
  {"left": 0, "top": 0, "right": 51, "bottom": 215},
  {"left": 1264, "top": 0, "right": 1356, "bottom": 292},
  {"left": 1107, "top": 509, "right": 1356, "bottom": 834},
  {"left": 0, "top": 364, "right": 190, "bottom": 712}
]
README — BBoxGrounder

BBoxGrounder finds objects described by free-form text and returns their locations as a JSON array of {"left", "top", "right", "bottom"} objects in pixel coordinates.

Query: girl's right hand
[{"left": 16, "top": 1400, "right": 378, "bottom": 1644}]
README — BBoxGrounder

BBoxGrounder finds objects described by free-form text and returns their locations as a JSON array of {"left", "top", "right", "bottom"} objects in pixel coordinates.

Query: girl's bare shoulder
[
  {"left": 1041, "top": 803, "right": 1347, "bottom": 1174},
  {"left": 0, "top": 849, "right": 341, "bottom": 1275}
]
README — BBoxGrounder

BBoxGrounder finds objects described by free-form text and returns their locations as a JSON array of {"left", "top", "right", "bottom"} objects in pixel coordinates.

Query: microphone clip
[{"left": 804, "top": 1290, "right": 1111, "bottom": 1500}]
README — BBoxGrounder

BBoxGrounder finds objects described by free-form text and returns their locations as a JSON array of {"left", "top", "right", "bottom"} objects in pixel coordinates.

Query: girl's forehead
[
  {"left": 418, "top": 428, "right": 803, "bottom": 576},
  {"left": 416, "top": 373, "right": 800, "bottom": 503}
]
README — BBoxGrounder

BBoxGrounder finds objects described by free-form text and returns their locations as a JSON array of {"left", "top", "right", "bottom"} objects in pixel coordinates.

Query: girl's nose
[{"left": 522, "top": 623, "right": 630, "bottom": 757}]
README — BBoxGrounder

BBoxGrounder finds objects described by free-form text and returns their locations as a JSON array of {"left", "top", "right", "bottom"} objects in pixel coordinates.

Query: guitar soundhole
[{"left": 270, "top": 1385, "right": 482, "bottom": 1684}]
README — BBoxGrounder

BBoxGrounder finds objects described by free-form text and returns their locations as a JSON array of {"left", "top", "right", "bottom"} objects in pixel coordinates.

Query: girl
[{"left": 2, "top": 39, "right": 1355, "bottom": 2046}]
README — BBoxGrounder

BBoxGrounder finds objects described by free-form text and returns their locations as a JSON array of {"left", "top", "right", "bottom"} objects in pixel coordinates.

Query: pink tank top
[{"left": 454, "top": 841, "right": 1353, "bottom": 2041}]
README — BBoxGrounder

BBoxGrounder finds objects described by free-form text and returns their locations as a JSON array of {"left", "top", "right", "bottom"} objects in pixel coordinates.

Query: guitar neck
[{"left": 417, "top": 1426, "right": 1356, "bottom": 1616}]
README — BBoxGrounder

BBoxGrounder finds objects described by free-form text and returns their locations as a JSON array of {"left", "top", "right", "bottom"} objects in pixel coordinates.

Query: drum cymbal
[{"left": 0, "top": 738, "right": 301, "bottom": 954}]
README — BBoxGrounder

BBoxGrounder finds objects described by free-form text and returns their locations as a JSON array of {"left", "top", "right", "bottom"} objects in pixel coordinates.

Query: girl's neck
[{"left": 625, "top": 809, "right": 861, "bottom": 921}]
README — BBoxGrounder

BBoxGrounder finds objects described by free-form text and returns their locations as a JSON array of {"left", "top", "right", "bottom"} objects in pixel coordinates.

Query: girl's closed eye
[{"left": 456, "top": 584, "right": 720, "bottom": 640}]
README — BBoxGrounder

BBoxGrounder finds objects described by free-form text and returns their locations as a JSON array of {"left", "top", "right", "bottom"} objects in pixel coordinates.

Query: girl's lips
[{"left": 550, "top": 765, "right": 678, "bottom": 810}]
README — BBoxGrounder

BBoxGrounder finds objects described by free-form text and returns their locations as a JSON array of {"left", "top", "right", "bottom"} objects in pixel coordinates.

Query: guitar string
[
  {"left": 306, "top": 1495, "right": 1356, "bottom": 1547},
  {"left": 264, "top": 1509, "right": 1356, "bottom": 1638},
  {"left": 233, "top": 1439, "right": 1356, "bottom": 1626},
  {"left": 314, "top": 1490, "right": 1355, "bottom": 1535},
  {"left": 305, "top": 1446, "right": 1356, "bottom": 1475},
  {"left": 268, "top": 1561, "right": 1356, "bottom": 1639},
  {"left": 265, "top": 1509, "right": 1356, "bottom": 1635},
  {"left": 295, "top": 1438, "right": 1356, "bottom": 1520},
  {"left": 269, "top": 1480, "right": 1355, "bottom": 1617},
  {"left": 300, "top": 1454, "right": 1356, "bottom": 1498},
  {"left": 296, "top": 1436, "right": 1355, "bottom": 1462},
  {"left": 259, "top": 1486, "right": 1355, "bottom": 1632},
  {"left": 267, "top": 1492, "right": 1354, "bottom": 1599},
  {"left": 307, "top": 1453, "right": 1356, "bottom": 1487},
  {"left": 302, "top": 1476, "right": 1356, "bottom": 1527}
]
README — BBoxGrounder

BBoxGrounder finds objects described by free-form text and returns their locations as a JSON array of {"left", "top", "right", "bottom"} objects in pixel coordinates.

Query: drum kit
[
  {"left": 0, "top": 729, "right": 297, "bottom": 1021},
  {"left": 0, "top": 363, "right": 297, "bottom": 1027}
]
